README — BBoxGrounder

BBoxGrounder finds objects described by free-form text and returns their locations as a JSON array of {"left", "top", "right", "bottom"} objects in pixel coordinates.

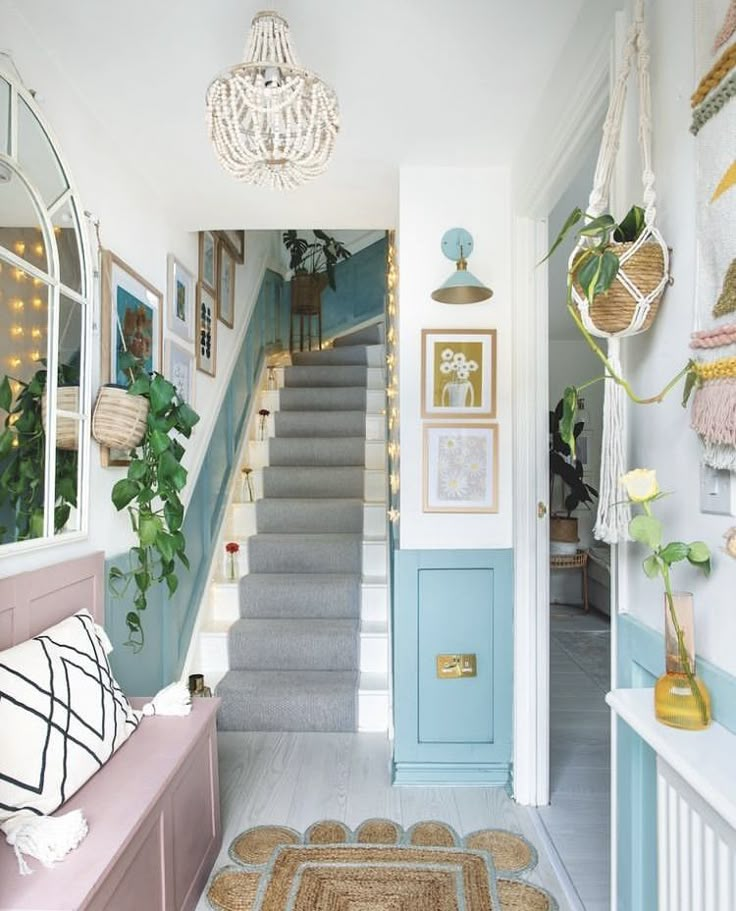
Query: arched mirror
[{"left": 0, "top": 69, "right": 91, "bottom": 550}]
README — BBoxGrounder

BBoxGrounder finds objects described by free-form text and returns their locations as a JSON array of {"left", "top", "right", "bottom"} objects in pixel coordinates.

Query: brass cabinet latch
[{"left": 436, "top": 654, "right": 477, "bottom": 678}]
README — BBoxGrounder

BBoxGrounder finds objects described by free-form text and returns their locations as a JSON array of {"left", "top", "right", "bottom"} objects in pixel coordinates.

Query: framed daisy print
[
  {"left": 423, "top": 423, "right": 499, "bottom": 513},
  {"left": 421, "top": 329, "right": 496, "bottom": 419}
]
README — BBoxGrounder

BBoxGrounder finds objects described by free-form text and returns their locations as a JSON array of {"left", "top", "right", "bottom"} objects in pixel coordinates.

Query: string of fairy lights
[
  {"left": 385, "top": 231, "right": 400, "bottom": 531},
  {"left": 0, "top": 231, "right": 54, "bottom": 445}
]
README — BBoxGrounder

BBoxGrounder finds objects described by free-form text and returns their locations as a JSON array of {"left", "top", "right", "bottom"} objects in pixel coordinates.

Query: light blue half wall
[
  {"left": 616, "top": 613, "right": 736, "bottom": 911},
  {"left": 106, "top": 270, "right": 286, "bottom": 695},
  {"left": 285, "top": 235, "right": 388, "bottom": 342},
  {"left": 392, "top": 548, "right": 513, "bottom": 786}
]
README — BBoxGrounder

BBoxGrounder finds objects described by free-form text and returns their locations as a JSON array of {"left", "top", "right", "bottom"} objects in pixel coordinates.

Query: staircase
[{"left": 195, "top": 322, "right": 389, "bottom": 732}]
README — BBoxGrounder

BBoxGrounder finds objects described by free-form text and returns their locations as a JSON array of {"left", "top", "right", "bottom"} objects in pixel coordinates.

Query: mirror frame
[{"left": 0, "top": 65, "right": 92, "bottom": 554}]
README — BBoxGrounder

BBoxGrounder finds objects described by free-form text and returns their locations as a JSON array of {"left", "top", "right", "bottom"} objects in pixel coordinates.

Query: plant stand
[{"left": 550, "top": 549, "right": 589, "bottom": 613}]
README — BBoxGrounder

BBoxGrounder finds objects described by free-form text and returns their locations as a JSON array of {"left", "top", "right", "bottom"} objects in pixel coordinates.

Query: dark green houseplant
[
  {"left": 549, "top": 396, "right": 598, "bottom": 543},
  {"left": 282, "top": 229, "right": 352, "bottom": 291},
  {"left": 108, "top": 352, "right": 199, "bottom": 650},
  {"left": 0, "top": 362, "right": 79, "bottom": 543}
]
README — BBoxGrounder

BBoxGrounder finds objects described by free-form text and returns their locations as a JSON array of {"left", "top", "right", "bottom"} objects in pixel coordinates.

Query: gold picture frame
[
  {"left": 217, "top": 240, "right": 235, "bottom": 329},
  {"left": 198, "top": 230, "right": 217, "bottom": 296},
  {"left": 423, "top": 422, "right": 499, "bottom": 513},
  {"left": 421, "top": 329, "right": 497, "bottom": 419},
  {"left": 99, "top": 249, "right": 162, "bottom": 467},
  {"left": 196, "top": 281, "right": 217, "bottom": 377}
]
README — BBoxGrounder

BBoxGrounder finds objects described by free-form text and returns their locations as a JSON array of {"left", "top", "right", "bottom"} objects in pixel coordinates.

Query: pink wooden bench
[{"left": 0, "top": 553, "right": 221, "bottom": 911}]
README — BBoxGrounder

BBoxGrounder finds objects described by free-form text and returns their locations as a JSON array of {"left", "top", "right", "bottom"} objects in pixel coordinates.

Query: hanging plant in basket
[{"left": 108, "top": 352, "right": 200, "bottom": 651}]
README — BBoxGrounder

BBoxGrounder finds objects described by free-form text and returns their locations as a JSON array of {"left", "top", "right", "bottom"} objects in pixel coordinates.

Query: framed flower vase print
[
  {"left": 196, "top": 282, "right": 217, "bottom": 376},
  {"left": 199, "top": 230, "right": 217, "bottom": 294},
  {"left": 217, "top": 241, "right": 235, "bottom": 328},
  {"left": 167, "top": 254, "right": 195, "bottom": 343},
  {"left": 100, "top": 250, "right": 162, "bottom": 466},
  {"left": 423, "top": 423, "right": 499, "bottom": 513},
  {"left": 421, "top": 329, "right": 497, "bottom": 419},
  {"left": 165, "top": 339, "right": 195, "bottom": 407}
]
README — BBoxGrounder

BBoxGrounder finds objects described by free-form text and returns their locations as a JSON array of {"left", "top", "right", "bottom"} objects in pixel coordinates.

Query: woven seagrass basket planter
[
  {"left": 291, "top": 272, "right": 329, "bottom": 314},
  {"left": 550, "top": 516, "right": 578, "bottom": 543},
  {"left": 92, "top": 386, "right": 149, "bottom": 450},
  {"left": 41, "top": 386, "right": 80, "bottom": 451},
  {"left": 574, "top": 240, "right": 666, "bottom": 335}
]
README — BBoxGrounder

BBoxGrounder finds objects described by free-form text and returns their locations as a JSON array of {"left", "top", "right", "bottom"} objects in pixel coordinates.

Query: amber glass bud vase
[{"left": 654, "top": 591, "right": 711, "bottom": 730}]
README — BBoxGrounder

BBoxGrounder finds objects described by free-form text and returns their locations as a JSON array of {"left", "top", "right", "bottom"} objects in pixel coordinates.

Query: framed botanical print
[
  {"left": 217, "top": 241, "right": 235, "bottom": 328},
  {"left": 196, "top": 281, "right": 217, "bottom": 376},
  {"left": 421, "top": 329, "right": 497, "bottom": 419},
  {"left": 167, "top": 254, "right": 195, "bottom": 343},
  {"left": 165, "top": 339, "right": 195, "bottom": 406},
  {"left": 217, "top": 229, "right": 245, "bottom": 264},
  {"left": 423, "top": 423, "right": 499, "bottom": 513},
  {"left": 100, "top": 250, "right": 162, "bottom": 466},
  {"left": 199, "top": 230, "right": 217, "bottom": 294}
]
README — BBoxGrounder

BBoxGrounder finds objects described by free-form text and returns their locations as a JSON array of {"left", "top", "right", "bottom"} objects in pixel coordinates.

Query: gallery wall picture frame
[
  {"left": 217, "top": 240, "right": 235, "bottom": 329},
  {"left": 167, "top": 254, "right": 195, "bottom": 343},
  {"left": 196, "top": 281, "right": 217, "bottom": 377},
  {"left": 198, "top": 230, "right": 217, "bottom": 295},
  {"left": 217, "top": 229, "right": 245, "bottom": 265},
  {"left": 423, "top": 422, "right": 499, "bottom": 514},
  {"left": 99, "top": 249, "right": 163, "bottom": 467},
  {"left": 165, "top": 338, "right": 195, "bottom": 408},
  {"left": 421, "top": 329, "right": 497, "bottom": 419}
]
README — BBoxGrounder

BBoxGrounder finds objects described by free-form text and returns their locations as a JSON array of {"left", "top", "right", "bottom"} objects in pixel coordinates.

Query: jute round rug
[{"left": 207, "top": 818, "right": 558, "bottom": 910}]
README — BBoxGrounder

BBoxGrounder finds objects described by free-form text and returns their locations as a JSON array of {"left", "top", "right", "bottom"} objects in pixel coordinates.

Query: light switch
[{"left": 700, "top": 464, "right": 736, "bottom": 515}]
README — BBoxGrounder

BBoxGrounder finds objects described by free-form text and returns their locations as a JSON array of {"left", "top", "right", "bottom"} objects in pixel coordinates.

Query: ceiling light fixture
[
  {"left": 431, "top": 228, "right": 493, "bottom": 305},
  {"left": 206, "top": 10, "right": 340, "bottom": 191}
]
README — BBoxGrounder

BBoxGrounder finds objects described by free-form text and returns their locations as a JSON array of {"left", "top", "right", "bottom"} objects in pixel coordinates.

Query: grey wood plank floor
[
  {"left": 195, "top": 729, "right": 575, "bottom": 910},
  {"left": 537, "top": 603, "right": 611, "bottom": 911}
]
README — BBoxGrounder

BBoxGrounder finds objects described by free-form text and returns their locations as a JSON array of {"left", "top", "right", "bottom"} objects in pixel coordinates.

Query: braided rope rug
[{"left": 207, "top": 818, "right": 558, "bottom": 910}]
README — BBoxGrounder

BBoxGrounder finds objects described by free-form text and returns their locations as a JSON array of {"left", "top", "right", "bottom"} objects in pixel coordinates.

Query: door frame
[{"left": 511, "top": 10, "right": 627, "bottom": 808}]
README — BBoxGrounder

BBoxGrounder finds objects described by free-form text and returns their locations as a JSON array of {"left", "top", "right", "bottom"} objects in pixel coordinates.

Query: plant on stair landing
[
  {"left": 108, "top": 357, "right": 200, "bottom": 651},
  {"left": 282, "top": 229, "right": 352, "bottom": 291}
]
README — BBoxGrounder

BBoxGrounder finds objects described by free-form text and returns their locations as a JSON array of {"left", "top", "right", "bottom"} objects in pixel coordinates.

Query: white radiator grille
[{"left": 657, "top": 758, "right": 736, "bottom": 911}]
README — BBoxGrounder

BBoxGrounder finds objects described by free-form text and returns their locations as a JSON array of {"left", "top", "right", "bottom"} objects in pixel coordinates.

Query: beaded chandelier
[{"left": 206, "top": 10, "right": 340, "bottom": 191}]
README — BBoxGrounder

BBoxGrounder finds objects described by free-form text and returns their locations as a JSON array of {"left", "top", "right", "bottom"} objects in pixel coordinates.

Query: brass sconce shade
[{"left": 431, "top": 227, "right": 493, "bottom": 305}]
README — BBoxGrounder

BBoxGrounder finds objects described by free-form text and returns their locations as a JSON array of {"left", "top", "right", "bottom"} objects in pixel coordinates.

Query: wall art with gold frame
[
  {"left": 421, "top": 329, "right": 496, "bottom": 419},
  {"left": 423, "top": 422, "right": 499, "bottom": 513}
]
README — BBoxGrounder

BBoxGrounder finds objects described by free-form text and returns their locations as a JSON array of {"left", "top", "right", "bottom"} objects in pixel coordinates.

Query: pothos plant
[
  {"left": 541, "top": 204, "right": 697, "bottom": 456},
  {"left": 108, "top": 351, "right": 200, "bottom": 651},
  {"left": 0, "top": 361, "right": 79, "bottom": 543}
]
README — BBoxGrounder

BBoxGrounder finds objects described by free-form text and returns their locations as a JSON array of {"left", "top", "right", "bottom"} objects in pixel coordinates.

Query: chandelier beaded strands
[{"left": 206, "top": 11, "right": 340, "bottom": 190}]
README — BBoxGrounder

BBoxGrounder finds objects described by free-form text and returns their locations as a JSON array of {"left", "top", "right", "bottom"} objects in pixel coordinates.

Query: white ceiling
[{"left": 6, "top": 0, "right": 587, "bottom": 230}]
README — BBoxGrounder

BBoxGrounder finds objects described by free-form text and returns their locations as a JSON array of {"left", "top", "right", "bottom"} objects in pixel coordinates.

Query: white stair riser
[
  {"left": 197, "top": 628, "right": 386, "bottom": 675},
  {"left": 260, "top": 389, "right": 386, "bottom": 416},
  {"left": 359, "top": 690, "right": 390, "bottom": 733},
  {"left": 363, "top": 540, "right": 388, "bottom": 577},
  {"left": 365, "top": 469, "right": 387, "bottom": 503},
  {"left": 361, "top": 583, "right": 388, "bottom": 623},
  {"left": 366, "top": 415, "right": 386, "bottom": 441},
  {"left": 229, "top": 502, "right": 386, "bottom": 540},
  {"left": 361, "top": 634, "right": 388, "bottom": 674}
]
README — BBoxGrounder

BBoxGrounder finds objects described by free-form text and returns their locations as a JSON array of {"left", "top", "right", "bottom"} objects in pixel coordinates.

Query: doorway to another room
[{"left": 537, "top": 139, "right": 612, "bottom": 911}]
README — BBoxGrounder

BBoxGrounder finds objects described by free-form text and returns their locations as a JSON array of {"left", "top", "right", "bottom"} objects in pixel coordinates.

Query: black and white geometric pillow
[{"left": 0, "top": 610, "right": 140, "bottom": 823}]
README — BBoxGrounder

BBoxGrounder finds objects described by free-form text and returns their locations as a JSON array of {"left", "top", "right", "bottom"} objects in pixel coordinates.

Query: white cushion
[{"left": 0, "top": 610, "right": 139, "bottom": 823}]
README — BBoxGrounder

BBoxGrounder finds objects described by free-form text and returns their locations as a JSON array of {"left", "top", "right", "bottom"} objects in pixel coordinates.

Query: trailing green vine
[{"left": 108, "top": 355, "right": 199, "bottom": 651}]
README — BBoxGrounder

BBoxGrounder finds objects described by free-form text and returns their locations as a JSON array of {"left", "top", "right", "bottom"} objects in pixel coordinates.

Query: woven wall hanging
[{"left": 569, "top": 0, "right": 670, "bottom": 544}]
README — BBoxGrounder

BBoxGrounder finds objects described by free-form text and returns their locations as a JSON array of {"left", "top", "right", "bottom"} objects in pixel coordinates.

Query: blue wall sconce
[{"left": 431, "top": 227, "right": 493, "bottom": 305}]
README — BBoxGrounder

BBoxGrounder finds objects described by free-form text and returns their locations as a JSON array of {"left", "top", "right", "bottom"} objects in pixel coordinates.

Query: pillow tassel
[
  {"left": 141, "top": 680, "right": 192, "bottom": 717},
  {"left": 2, "top": 810, "right": 89, "bottom": 875}
]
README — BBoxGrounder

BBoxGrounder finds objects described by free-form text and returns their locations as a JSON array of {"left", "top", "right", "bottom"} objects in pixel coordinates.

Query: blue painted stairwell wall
[
  {"left": 106, "top": 269, "right": 287, "bottom": 695},
  {"left": 616, "top": 614, "right": 736, "bottom": 911},
  {"left": 285, "top": 236, "right": 388, "bottom": 342}
]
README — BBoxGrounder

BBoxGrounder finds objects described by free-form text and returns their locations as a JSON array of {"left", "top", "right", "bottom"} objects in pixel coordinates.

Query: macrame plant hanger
[{"left": 569, "top": 0, "right": 670, "bottom": 544}]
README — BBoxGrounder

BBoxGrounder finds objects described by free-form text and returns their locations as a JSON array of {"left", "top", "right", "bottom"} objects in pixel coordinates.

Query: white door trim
[{"left": 511, "top": 13, "right": 622, "bottom": 807}]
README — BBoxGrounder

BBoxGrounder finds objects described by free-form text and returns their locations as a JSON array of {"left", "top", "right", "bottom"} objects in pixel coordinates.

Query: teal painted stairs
[{"left": 194, "top": 324, "right": 389, "bottom": 732}]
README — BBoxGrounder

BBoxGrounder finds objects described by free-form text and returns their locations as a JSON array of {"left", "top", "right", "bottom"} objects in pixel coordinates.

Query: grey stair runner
[
  {"left": 333, "top": 322, "right": 384, "bottom": 347},
  {"left": 217, "top": 330, "right": 382, "bottom": 732}
]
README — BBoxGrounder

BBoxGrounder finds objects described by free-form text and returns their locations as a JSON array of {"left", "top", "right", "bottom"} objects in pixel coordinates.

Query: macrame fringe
[
  {"left": 703, "top": 441, "right": 736, "bottom": 471},
  {"left": 141, "top": 680, "right": 192, "bottom": 717},
  {"left": 594, "top": 340, "right": 631, "bottom": 544},
  {"left": 691, "top": 379, "right": 736, "bottom": 447},
  {"left": 2, "top": 810, "right": 88, "bottom": 875}
]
